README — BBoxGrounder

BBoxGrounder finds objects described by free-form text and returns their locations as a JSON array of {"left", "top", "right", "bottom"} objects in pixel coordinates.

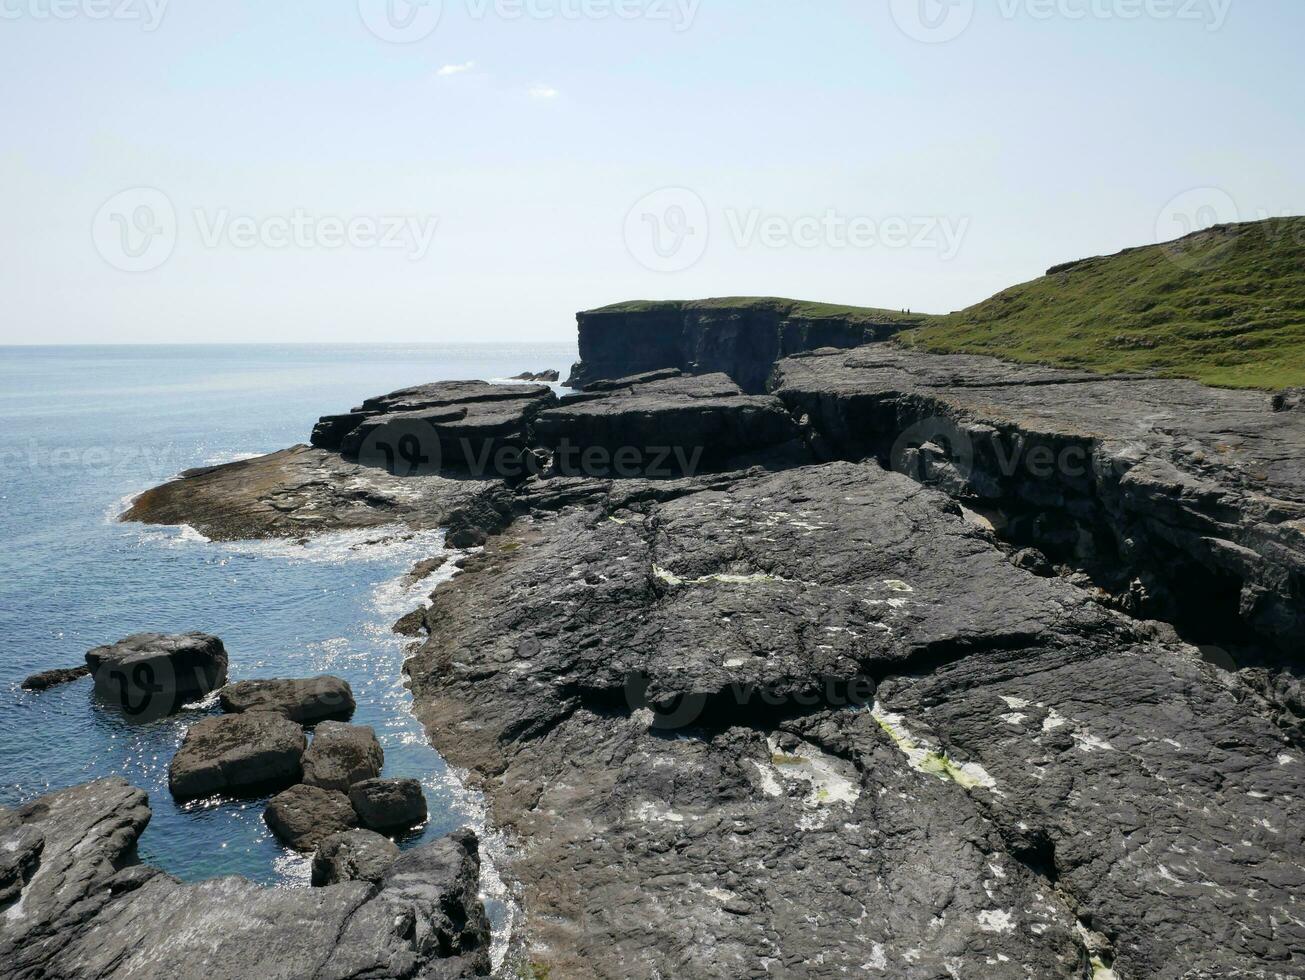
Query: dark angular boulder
[
  {"left": 310, "top": 828, "right": 400, "bottom": 886},
  {"left": 168, "top": 712, "right": 306, "bottom": 800},
  {"left": 348, "top": 777, "right": 428, "bottom": 830},
  {"left": 263, "top": 784, "right": 358, "bottom": 852},
  {"left": 85, "top": 633, "right": 228, "bottom": 720},
  {"left": 219, "top": 676, "right": 356, "bottom": 723},
  {"left": 302, "top": 721, "right": 384, "bottom": 792}
]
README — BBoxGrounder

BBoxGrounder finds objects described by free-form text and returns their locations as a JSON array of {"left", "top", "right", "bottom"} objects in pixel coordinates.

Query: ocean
[{"left": 0, "top": 343, "right": 575, "bottom": 912}]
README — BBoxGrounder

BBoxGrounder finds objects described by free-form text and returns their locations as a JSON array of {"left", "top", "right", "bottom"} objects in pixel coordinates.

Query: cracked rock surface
[{"left": 398, "top": 461, "right": 1305, "bottom": 977}]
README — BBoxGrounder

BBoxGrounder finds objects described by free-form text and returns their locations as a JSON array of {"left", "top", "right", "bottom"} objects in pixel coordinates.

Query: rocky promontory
[
  {"left": 565, "top": 298, "right": 931, "bottom": 393},
  {"left": 97, "top": 322, "right": 1305, "bottom": 977}
]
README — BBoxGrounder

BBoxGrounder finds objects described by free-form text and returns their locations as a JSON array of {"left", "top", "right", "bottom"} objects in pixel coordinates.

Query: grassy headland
[{"left": 907, "top": 217, "right": 1305, "bottom": 390}]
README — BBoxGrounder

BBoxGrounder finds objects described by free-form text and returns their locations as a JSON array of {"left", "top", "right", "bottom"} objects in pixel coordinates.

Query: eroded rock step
[
  {"left": 772, "top": 346, "right": 1305, "bottom": 669},
  {"left": 402, "top": 461, "right": 1304, "bottom": 978}
]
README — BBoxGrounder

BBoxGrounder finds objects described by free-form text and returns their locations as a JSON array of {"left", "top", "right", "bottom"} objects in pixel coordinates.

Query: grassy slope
[{"left": 905, "top": 217, "right": 1305, "bottom": 390}]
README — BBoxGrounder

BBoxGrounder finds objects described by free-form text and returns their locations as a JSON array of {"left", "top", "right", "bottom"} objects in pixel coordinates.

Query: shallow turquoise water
[{"left": 0, "top": 344, "right": 574, "bottom": 893}]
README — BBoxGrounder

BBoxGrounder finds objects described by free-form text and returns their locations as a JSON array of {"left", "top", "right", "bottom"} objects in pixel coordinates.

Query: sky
[{"left": 1, "top": 0, "right": 1302, "bottom": 344}]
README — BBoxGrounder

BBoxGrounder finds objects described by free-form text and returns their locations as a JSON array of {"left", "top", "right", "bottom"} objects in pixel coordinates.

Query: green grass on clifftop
[
  {"left": 904, "top": 217, "right": 1305, "bottom": 390},
  {"left": 586, "top": 296, "right": 939, "bottom": 328}
]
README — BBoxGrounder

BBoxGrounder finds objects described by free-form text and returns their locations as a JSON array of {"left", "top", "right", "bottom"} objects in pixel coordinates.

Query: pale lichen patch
[
  {"left": 976, "top": 909, "right": 1016, "bottom": 933},
  {"left": 871, "top": 703, "right": 997, "bottom": 792}
]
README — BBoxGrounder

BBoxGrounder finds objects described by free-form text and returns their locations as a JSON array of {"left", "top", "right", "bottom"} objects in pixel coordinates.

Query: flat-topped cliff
[{"left": 566, "top": 297, "right": 934, "bottom": 393}]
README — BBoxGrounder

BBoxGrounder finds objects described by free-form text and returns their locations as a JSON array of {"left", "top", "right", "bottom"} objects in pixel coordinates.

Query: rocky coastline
[{"left": 9, "top": 314, "right": 1305, "bottom": 978}]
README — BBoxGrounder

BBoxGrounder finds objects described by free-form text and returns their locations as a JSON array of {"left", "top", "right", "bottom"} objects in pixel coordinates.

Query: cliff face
[{"left": 565, "top": 298, "right": 931, "bottom": 393}]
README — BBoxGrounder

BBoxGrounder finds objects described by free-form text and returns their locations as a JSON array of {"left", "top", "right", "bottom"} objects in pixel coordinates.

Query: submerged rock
[
  {"left": 0, "top": 778, "right": 491, "bottom": 978},
  {"left": 168, "top": 712, "right": 306, "bottom": 800},
  {"left": 348, "top": 777, "right": 428, "bottom": 830},
  {"left": 20, "top": 665, "right": 91, "bottom": 691},
  {"left": 85, "top": 633, "right": 228, "bottom": 720},
  {"left": 263, "top": 783, "right": 358, "bottom": 852},
  {"left": 311, "top": 828, "right": 400, "bottom": 886},
  {"left": 219, "top": 676, "right": 356, "bottom": 723},
  {"left": 301, "top": 721, "right": 384, "bottom": 792},
  {"left": 511, "top": 369, "right": 560, "bottom": 382}
]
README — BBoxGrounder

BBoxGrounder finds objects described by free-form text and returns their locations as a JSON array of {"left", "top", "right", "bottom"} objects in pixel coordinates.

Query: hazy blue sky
[{"left": 2, "top": 0, "right": 1302, "bottom": 343}]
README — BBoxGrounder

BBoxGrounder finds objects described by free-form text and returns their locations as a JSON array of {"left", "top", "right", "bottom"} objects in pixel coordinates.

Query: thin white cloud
[
  {"left": 437, "top": 61, "right": 475, "bottom": 77},
  {"left": 529, "top": 84, "right": 559, "bottom": 100}
]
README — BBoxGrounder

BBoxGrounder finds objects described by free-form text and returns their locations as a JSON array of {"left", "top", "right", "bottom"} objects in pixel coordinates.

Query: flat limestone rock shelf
[
  {"left": 120, "top": 444, "right": 506, "bottom": 541},
  {"left": 0, "top": 778, "right": 491, "bottom": 979},
  {"left": 773, "top": 345, "right": 1305, "bottom": 661},
  {"left": 401, "top": 461, "right": 1303, "bottom": 978}
]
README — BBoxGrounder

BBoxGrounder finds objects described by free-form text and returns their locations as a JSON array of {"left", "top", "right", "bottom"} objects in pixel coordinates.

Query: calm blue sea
[{"left": 0, "top": 344, "right": 575, "bottom": 901}]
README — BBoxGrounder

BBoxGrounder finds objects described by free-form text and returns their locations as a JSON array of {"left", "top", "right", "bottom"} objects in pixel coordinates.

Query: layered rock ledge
[{"left": 772, "top": 345, "right": 1305, "bottom": 661}]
